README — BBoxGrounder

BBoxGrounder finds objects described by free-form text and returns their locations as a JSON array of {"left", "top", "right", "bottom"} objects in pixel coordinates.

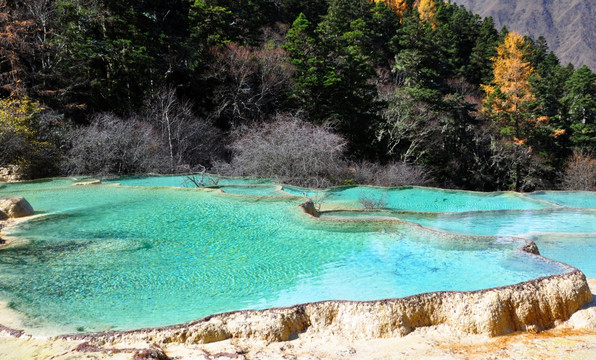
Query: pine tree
[
  {"left": 468, "top": 17, "right": 498, "bottom": 85},
  {"left": 564, "top": 65, "right": 596, "bottom": 151}
]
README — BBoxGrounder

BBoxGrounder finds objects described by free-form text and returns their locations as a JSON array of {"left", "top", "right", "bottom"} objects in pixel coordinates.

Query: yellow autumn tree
[
  {"left": 482, "top": 32, "right": 552, "bottom": 191},
  {"left": 0, "top": 96, "right": 57, "bottom": 177},
  {"left": 377, "top": 0, "right": 408, "bottom": 17},
  {"left": 418, "top": 0, "right": 437, "bottom": 28},
  {"left": 482, "top": 32, "right": 537, "bottom": 141},
  {"left": 0, "top": 97, "right": 42, "bottom": 137}
]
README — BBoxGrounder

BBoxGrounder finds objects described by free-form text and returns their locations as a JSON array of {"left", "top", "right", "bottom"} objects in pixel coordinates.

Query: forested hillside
[
  {"left": 1, "top": 0, "right": 595, "bottom": 191},
  {"left": 452, "top": 0, "right": 596, "bottom": 71}
]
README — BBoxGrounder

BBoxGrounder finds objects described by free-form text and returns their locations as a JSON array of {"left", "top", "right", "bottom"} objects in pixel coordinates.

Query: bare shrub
[
  {"left": 297, "top": 190, "right": 329, "bottom": 212},
  {"left": 62, "top": 113, "right": 169, "bottom": 176},
  {"left": 488, "top": 138, "right": 551, "bottom": 191},
  {"left": 376, "top": 87, "right": 443, "bottom": 163},
  {"left": 145, "top": 87, "right": 223, "bottom": 172},
  {"left": 183, "top": 166, "right": 220, "bottom": 187},
  {"left": 358, "top": 191, "right": 388, "bottom": 210},
  {"left": 311, "top": 192, "right": 329, "bottom": 212},
  {"left": 351, "top": 160, "right": 432, "bottom": 187},
  {"left": 560, "top": 151, "right": 596, "bottom": 190},
  {"left": 222, "top": 113, "right": 347, "bottom": 188}
]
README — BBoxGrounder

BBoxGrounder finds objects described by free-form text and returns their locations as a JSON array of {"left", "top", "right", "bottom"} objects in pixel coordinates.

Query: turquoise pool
[
  {"left": 0, "top": 177, "right": 590, "bottom": 335},
  {"left": 282, "top": 185, "right": 554, "bottom": 212},
  {"left": 527, "top": 191, "right": 596, "bottom": 209},
  {"left": 103, "top": 174, "right": 274, "bottom": 187}
]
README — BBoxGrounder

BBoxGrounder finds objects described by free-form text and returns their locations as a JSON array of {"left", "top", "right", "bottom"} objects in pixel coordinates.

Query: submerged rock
[{"left": 0, "top": 197, "right": 34, "bottom": 219}]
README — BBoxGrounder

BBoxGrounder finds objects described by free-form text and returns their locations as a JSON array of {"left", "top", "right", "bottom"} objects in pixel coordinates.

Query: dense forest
[{"left": 0, "top": 0, "right": 595, "bottom": 190}]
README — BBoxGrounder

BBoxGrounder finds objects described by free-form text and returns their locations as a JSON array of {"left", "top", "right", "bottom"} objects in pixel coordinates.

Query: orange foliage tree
[
  {"left": 482, "top": 31, "right": 560, "bottom": 191},
  {"left": 417, "top": 0, "right": 437, "bottom": 27},
  {"left": 376, "top": 0, "right": 408, "bottom": 17},
  {"left": 0, "top": 0, "right": 55, "bottom": 98},
  {"left": 482, "top": 32, "right": 540, "bottom": 142}
]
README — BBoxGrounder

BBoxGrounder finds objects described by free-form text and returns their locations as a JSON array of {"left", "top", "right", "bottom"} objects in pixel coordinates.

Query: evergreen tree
[
  {"left": 392, "top": 10, "right": 438, "bottom": 91},
  {"left": 285, "top": 1, "right": 381, "bottom": 156},
  {"left": 53, "top": 1, "right": 162, "bottom": 117},
  {"left": 564, "top": 65, "right": 596, "bottom": 151},
  {"left": 468, "top": 17, "right": 498, "bottom": 85}
]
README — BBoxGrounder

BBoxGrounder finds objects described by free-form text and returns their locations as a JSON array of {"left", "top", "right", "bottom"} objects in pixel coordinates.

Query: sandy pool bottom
[{"left": 1, "top": 279, "right": 595, "bottom": 360}]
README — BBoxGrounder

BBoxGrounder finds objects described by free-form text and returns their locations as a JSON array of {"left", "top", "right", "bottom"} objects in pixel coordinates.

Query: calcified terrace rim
[
  {"left": 52, "top": 270, "right": 590, "bottom": 344},
  {"left": 0, "top": 181, "right": 593, "bottom": 342}
]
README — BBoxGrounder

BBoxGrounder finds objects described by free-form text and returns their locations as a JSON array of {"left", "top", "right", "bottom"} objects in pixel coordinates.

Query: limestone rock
[
  {"left": 561, "top": 278, "right": 596, "bottom": 330},
  {"left": 0, "top": 197, "right": 34, "bottom": 219},
  {"left": 73, "top": 180, "right": 102, "bottom": 186},
  {"left": 563, "top": 298, "right": 596, "bottom": 329},
  {"left": 0, "top": 166, "right": 23, "bottom": 182},
  {"left": 300, "top": 200, "right": 319, "bottom": 218},
  {"left": 60, "top": 270, "right": 593, "bottom": 346}
]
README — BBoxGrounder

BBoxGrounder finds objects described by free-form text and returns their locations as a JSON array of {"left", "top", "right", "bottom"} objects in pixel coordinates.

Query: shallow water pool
[
  {"left": 527, "top": 191, "right": 596, "bottom": 209},
  {"left": 0, "top": 180, "right": 575, "bottom": 335},
  {"left": 282, "top": 186, "right": 553, "bottom": 212}
]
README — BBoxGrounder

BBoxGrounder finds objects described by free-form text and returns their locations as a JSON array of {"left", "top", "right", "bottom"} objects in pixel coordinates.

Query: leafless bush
[
  {"left": 358, "top": 191, "right": 388, "bottom": 210},
  {"left": 221, "top": 113, "right": 347, "bottom": 188},
  {"left": 297, "top": 190, "right": 329, "bottom": 212},
  {"left": 62, "top": 113, "right": 169, "bottom": 176},
  {"left": 311, "top": 192, "right": 329, "bottom": 211},
  {"left": 350, "top": 160, "right": 432, "bottom": 187},
  {"left": 560, "top": 151, "right": 596, "bottom": 190},
  {"left": 489, "top": 138, "right": 551, "bottom": 191},
  {"left": 376, "top": 87, "right": 443, "bottom": 163},
  {"left": 145, "top": 87, "right": 223, "bottom": 172},
  {"left": 183, "top": 166, "right": 220, "bottom": 187}
]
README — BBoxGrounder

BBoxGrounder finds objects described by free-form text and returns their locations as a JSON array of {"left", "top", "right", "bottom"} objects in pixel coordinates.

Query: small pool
[
  {"left": 0, "top": 177, "right": 591, "bottom": 335},
  {"left": 103, "top": 174, "right": 274, "bottom": 188},
  {"left": 527, "top": 191, "right": 596, "bottom": 209},
  {"left": 282, "top": 185, "right": 553, "bottom": 212}
]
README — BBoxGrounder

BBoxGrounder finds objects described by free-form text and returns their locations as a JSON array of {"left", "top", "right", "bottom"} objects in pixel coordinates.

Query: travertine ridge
[{"left": 58, "top": 270, "right": 592, "bottom": 345}]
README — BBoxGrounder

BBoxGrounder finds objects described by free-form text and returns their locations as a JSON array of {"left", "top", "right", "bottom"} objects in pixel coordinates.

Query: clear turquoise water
[
  {"left": 217, "top": 185, "right": 292, "bottom": 197},
  {"left": 529, "top": 233, "right": 596, "bottom": 278},
  {"left": 323, "top": 209, "right": 596, "bottom": 237},
  {"left": 0, "top": 180, "right": 573, "bottom": 335},
  {"left": 282, "top": 186, "right": 552, "bottom": 212},
  {"left": 323, "top": 207, "right": 596, "bottom": 277},
  {"left": 0, "top": 178, "right": 92, "bottom": 192},
  {"left": 103, "top": 174, "right": 274, "bottom": 188},
  {"left": 528, "top": 191, "right": 596, "bottom": 209}
]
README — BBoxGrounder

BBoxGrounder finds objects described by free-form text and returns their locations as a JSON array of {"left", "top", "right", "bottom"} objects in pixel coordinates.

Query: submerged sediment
[{"left": 58, "top": 269, "right": 592, "bottom": 346}]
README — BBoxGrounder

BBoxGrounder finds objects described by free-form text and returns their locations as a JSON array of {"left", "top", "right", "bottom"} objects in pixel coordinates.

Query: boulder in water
[{"left": 0, "top": 196, "right": 34, "bottom": 219}]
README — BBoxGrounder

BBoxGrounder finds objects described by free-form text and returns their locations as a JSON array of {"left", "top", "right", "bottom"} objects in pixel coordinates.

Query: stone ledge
[{"left": 58, "top": 270, "right": 592, "bottom": 345}]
